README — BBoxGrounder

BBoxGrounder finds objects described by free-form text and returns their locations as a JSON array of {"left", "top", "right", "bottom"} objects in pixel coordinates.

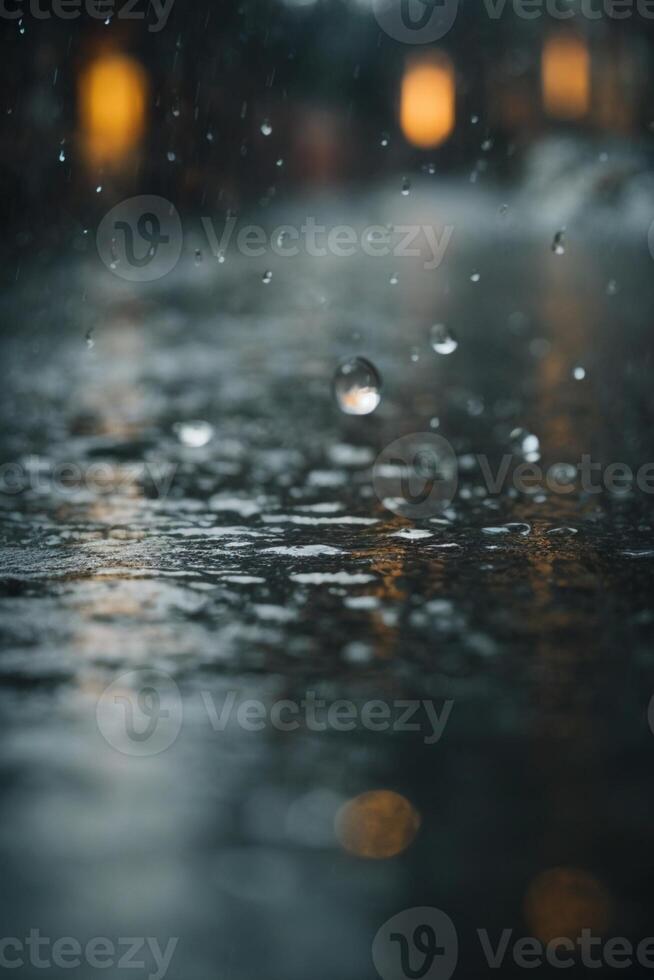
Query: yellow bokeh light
[
  {"left": 335, "top": 790, "right": 421, "bottom": 859},
  {"left": 400, "top": 55, "right": 455, "bottom": 149},
  {"left": 79, "top": 53, "right": 147, "bottom": 169},
  {"left": 524, "top": 867, "right": 612, "bottom": 943},
  {"left": 542, "top": 33, "right": 590, "bottom": 121}
]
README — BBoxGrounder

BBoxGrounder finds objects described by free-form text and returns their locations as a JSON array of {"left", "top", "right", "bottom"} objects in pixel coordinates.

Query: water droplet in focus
[
  {"left": 261, "top": 119, "right": 272, "bottom": 136},
  {"left": 401, "top": 176, "right": 411, "bottom": 196},
  {"left": 262, "top": 270, "right": 272, "bottom": 284},
  {"left": 333, "top": 357, "right": 382, "bottom": 416},
  {"left": 173, "top": 420, "right": 214, "bottom": 448},
  {"left": 552, "top": 230, "right": 566, "bottom": 255},
  {"left": 430, "top": 323, "right": 458, "bottom": 356}
]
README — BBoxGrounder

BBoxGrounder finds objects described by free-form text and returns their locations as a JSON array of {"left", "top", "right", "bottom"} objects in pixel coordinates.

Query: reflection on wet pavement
[{"left": 1, "top": 185, "right": 654, "bottom": 978}]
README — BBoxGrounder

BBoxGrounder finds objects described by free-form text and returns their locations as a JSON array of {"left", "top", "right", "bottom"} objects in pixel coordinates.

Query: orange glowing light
[
  {"left": 542, "top": 33, "right": 590, "bottom": 121},
  {"left": 79, "top": 54, "right": 147, "bottom": 168},
  {"left": 335, "top": 790, "right": 421, "bottom": 859},
  {"left": 524, "top": 868, "right": 612, "bottom": 943},
  {"left": 400, "top": 55, "right": 455, "bottom": 149}
]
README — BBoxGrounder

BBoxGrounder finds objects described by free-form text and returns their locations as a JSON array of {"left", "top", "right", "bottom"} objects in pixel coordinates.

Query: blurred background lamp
[
  {"left": 78, "top": 53, "right": 148, "bottom": 169},
  {"left": 542, "top": 32, "right": 590, "bottom": 120},
  {"left": 400, "top": 53, "right": 455, "bottom": 149}
]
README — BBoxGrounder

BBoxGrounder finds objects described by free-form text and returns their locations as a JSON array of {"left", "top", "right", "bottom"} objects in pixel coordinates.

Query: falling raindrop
[
  {"left": 167, "top": 151, "right": 176, "bottom": 162},
  {"left": 470, "top": 272, "right": 481, "bottom": 283},
  {"left": 333, "top": 357, "right": 382, "bottom": 416},
  {"left": 262, "top": 270, "right": 272, "bottom": 284},
  {"left": 389, "top": 274, "right": 398, "bottom": 285},
  {"left": 410, "top": 347, "right": 420, "bottom": 363},
  {"left": 401, "top": 176, "right": 411, "bottom": 196},
  {"left": 194, "top": 249, "right": 203, "bottom": 266},
  {"left": 206, "top": 131, "right": 214, "bottom": 142},
  {"left": 58, "top": 148, "right": 66, "bottom": 163},
  {"left": 173, "top": 420, "right": 214, "bottom": 448},
  {"left": 276, "top": 158, "right": 284, "bottom": 167},
  {"left": 380, "top": 132, "right": 389, "bottom": 147},
  {"left": 572, "top": 365, "right": 586, "bottom": 381},
  {"left": 481, "top": 138, "right": 493, "bottom": 152},
  {"left": 85, "top": 328, "right": 94, "bottom": 350},
  {"left": 606, "top": 279, "right": 618, "bottom": 296},
  {"left": 95, "top": 185, "right": 102, "bottom": 194},
  {"left": 552, "top": 230, "right": 566, "bottom": 255},
  {"left": 261, "top": 119, "right": 273, "bottom": 136},
  {"left": 471, "top": 114, "right": 479, "bottom": 124},
  {"left": 430, "top": 323, "right": 458, "bottom": 356}
]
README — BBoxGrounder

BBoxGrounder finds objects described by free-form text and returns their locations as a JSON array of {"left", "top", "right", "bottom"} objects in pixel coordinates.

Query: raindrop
[
  {"left": 482, "top": 523, "right": 532, "bottom": 537},
  {"left": 481, "top": 138, "right": 493, "bottom": 152},
  {"left": 333, "top": 357, "right": 382, "bottom": 416},
  {"left": 58, "top": 148, "right": 66, "bottom": 163},
  {"left": 572, "top": 365, "right": 586, "bottom": 381},
  {"left": 206, "top": 131, "right": 214, "bottom": 142},
  {"left": 410, "top": 347, "right": 420, "bottom": 363},
  {"left": 470, "top": 272, "right": 481, "bottom": 283},
  {"left": 85, "top": 328, "right": 94, "bottom": 350},
  {"left": 262, "top": 270, "right": 272, "bottom": 284},
  {"left": 389, "top": 273, "right": 398, "bottom": 285},
  {"left": 606, "top": 279, "right": 618, "bottom": 296},
  {"left": 430, "top": 323, "right": 458, "bottom": 356},
  {"left": 510, "top": 427, "right": 540, "bottom": 462},
  {"left": 552, "top": 230, "right": 566, "bottom": 255},
  {"left": 430, "top": 417, "right": 440, "bottom": 430},
  {"left": 499, "top": 203, "right": 509, "bottom": 215},
  {"left": 173, "top": 420, "right": 214, "bottom": 448},
  {"left": 194, "top": 249, "right": 203, "bottom": 266},
  {"left": 95, "top": 185, "right": 102, "bottom": 194},
  {"left": 261, "top": 119, "right": 272, "bottom": 136},
  {"left": 167, "top": 151, "right": 176, "bottom": 162},
  {"left": 380, "top": 132, "right": 389, "bottom": 147},
  {"left": 217, "top": 250, "right": 226, "bottom": 264},
  {"left": 276, "top": 158, "right": 284, "bottom": 167},
  {"left": 471, "top": 114, "right": 479, "bottom": 124},
  {"left": 401, "top": 176, "right": 411, "bottom": 196}
]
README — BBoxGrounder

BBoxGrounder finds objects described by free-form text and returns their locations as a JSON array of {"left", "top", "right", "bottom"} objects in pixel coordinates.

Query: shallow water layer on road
[{"left": 1, "top": 213, "right": 653, "bottom": 978}]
